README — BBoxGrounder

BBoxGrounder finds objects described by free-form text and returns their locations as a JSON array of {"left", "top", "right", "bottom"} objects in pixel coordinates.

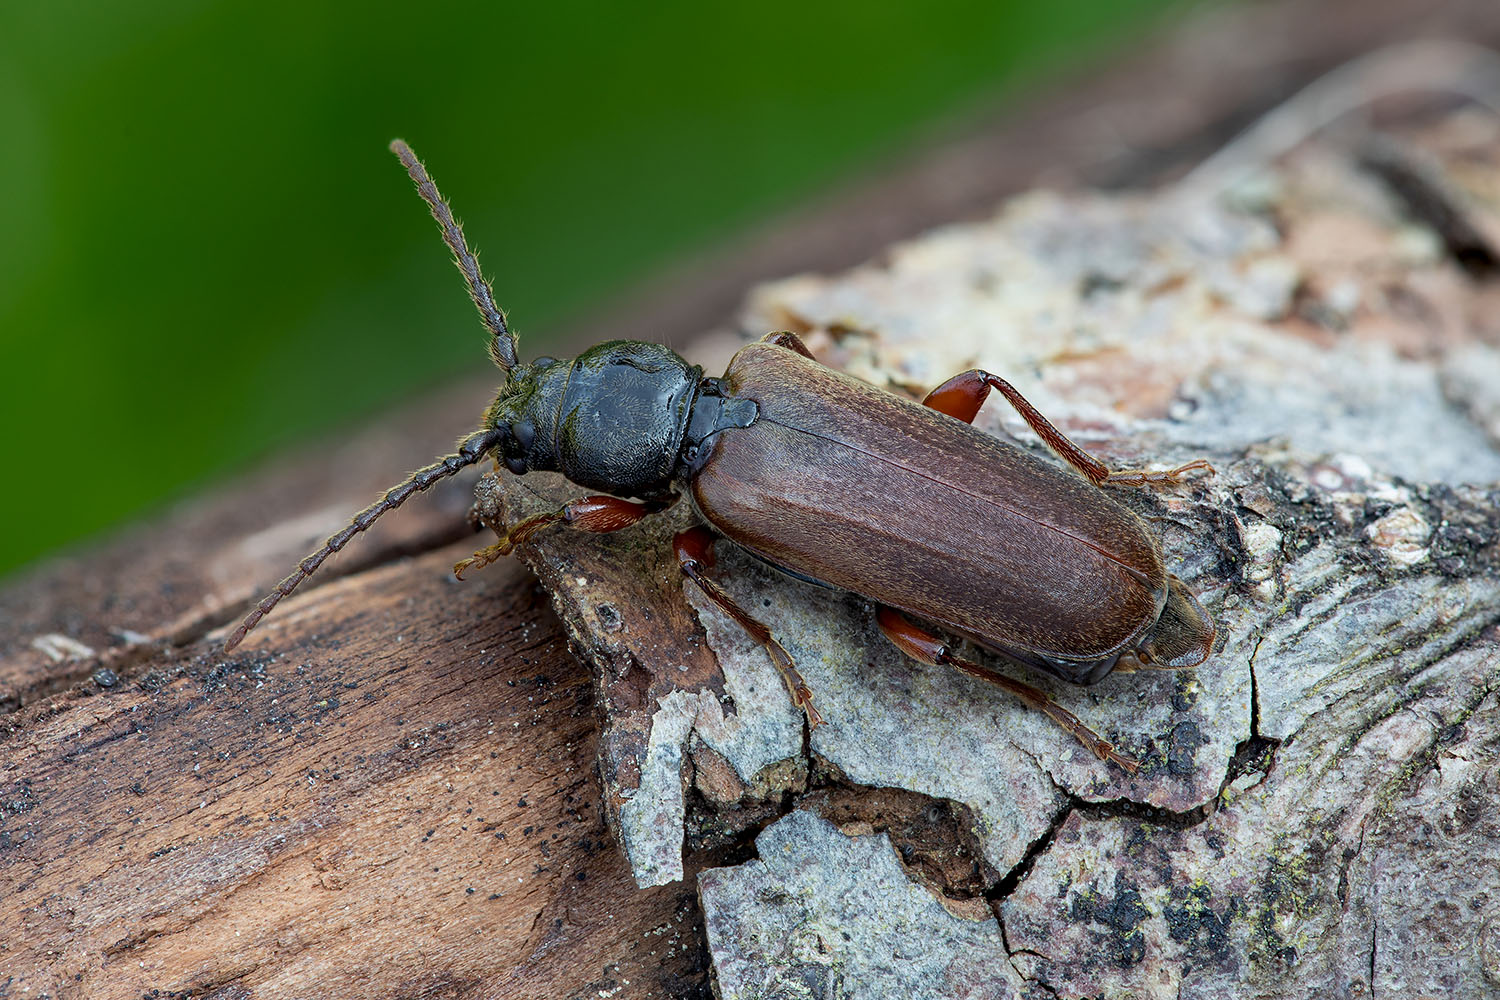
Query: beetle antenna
[
  {"left": 223, "top": 428, "right": 505, "bottom": 652},
  {"left": 390, "top": 139, "right": 519, "bottom": 373}
]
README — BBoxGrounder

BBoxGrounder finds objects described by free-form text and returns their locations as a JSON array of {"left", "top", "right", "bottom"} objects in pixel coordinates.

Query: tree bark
[
  {"left": 481, "top": 44, "right": 1500, "bottom": 1000},
  {"left": 5, "top": 2, "right": 1500, "bottom": 998}
]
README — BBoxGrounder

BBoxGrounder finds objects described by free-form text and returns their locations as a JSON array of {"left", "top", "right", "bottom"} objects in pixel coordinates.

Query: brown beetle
[{"left": 228, "top": 140, "right": 1216, "bottom": 773}]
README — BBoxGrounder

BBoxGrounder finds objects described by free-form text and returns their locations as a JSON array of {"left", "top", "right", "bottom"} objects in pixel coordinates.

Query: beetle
[{"left": 225, "top": 139, "right": 1217, "bottom": 773}]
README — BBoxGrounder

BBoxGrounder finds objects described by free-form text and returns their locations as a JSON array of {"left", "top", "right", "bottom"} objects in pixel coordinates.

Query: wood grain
[{"left": 2, "top": 549, "right": 714, "bottom": 999}]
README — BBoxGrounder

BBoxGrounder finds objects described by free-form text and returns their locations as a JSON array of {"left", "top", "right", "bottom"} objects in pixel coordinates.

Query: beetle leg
[
  {"left": 922, "top": 369, "right": 1213, "bottom": 491},
  {"left": 673, "top": 526, "right": 823, "bottom": 729},
  {"left": 453, "top": 540, "right": 512, "bottom": 579},
  {"left": 1095, "top": 459, "right": 1215, "bottom": 489},
  {"left": 1107, "top": 654, "right": 1160, "bottom": 674},
  {"left": 455, "top": 494, "right": 676, "bottom": 578},
  {"left": 761, "top": 330, "right": 816, "bottom": 359},
  {"left": 875, "top": 606, "right": 1140, "bottom": 774}
]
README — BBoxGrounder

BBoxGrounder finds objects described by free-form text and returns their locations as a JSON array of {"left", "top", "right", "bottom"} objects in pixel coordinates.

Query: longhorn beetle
[{"left": 226, "top": 140, "right": 1217, "bottom": 773}]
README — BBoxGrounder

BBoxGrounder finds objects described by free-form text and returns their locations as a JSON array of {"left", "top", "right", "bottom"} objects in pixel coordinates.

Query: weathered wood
[
  {"left": 2, "top": 550, "right": 719, "bottom": 997},
  {"left": 0, "top": 384, "right": 490, "bottom": 713}
]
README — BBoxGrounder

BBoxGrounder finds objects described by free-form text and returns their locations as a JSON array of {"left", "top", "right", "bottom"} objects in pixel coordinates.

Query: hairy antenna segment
[
  {"left": 389, "top": 139, "right": 518, "bottom": 371},
  {"left": 223, "top": 428, "right": 504, "bottom": 651}
]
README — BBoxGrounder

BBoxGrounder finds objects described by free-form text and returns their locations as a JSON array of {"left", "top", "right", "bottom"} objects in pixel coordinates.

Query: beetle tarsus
[
  {"left": 766, "top": 645, "right": 823, "bottom": 729},
  {"left": 1101, "top": 459, "right": 1215, "bottom": 490},
  {"left": 454, "top": 541, "right": 511, "bottom": 579}
]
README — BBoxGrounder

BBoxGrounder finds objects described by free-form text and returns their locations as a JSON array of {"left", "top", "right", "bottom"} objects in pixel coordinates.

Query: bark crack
[
  {"left": 989, "top": 796, "right": 1074, "bottom": 907},
  {"left": 1221, "top": 634, "right": 1281, "bottom": 798},
  {"left": 989, "top": 797, "right": 1072, "bottom": 993}
]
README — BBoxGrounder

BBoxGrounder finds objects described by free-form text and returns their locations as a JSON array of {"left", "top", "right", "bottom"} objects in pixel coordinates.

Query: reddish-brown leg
[
  {"left": 922, "top": 369, "right": 1212, "bottom": 490},
  {"left": 674, "top": 526, "right": 823, "bottom": 729},
  {"left": 455, "top": 495, "right": 676, "bottom": 578},
  {"left": 1107, "top": 655, "right": 1159, "bottom": 673},
  {"left": 875, "top": 607, "right": 1140, "bottom": 773},
  {"left": 761, "top": 330, "right": 816, "bottom": 359}
]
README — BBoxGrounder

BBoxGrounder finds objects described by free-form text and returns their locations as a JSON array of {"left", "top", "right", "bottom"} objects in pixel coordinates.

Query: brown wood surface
[
  {"left": 6, "top": 1, "right": 1500, "bottom": 997},
  {"left": 4, "top": 552, "right": 713, "bottom": 998}
]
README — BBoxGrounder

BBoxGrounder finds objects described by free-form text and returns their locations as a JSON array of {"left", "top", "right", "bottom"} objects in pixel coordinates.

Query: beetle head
[{"left": 1135, "top": 575, "right": 1216, "bottom": 668}]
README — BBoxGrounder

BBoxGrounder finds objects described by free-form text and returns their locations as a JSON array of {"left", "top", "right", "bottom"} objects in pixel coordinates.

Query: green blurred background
[{"left": 0, "top": 0, "right": 1190, "bottom": 578}]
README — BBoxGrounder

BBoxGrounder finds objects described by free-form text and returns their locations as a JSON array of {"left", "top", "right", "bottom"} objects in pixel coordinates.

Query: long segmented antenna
[
  {"left": 223, "top": 428, "right": 505, "bottom": 651},
  {"left": 390, "top": 139, "right": 519, "bottom": 372}
]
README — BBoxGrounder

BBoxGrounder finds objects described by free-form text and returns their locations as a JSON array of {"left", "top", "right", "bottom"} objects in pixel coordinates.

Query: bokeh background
[{"left": 0, "top": 0, "right": 1191, "bottom": 578}]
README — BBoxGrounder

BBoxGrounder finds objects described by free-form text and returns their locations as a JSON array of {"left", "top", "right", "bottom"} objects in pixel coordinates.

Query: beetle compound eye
[
  {"left": 511, "top": 420, "right": 536, "bottom": 451},
  {"left": 499, "top": 425, "right": 529, "bottom": 473}
]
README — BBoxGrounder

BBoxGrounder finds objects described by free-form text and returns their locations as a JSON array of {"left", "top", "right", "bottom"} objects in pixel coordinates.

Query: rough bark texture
[
  {"left": 6, "top": 2, "right": 1500, "bottom": 998},
  {"left": 478, "top": 75, "right": 1500, "bottom": 1000}
]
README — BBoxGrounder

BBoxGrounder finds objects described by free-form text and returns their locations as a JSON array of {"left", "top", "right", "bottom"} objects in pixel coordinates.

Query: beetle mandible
[{"left": 225, "top": 140, "right": 1217, "bottom": 774}]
